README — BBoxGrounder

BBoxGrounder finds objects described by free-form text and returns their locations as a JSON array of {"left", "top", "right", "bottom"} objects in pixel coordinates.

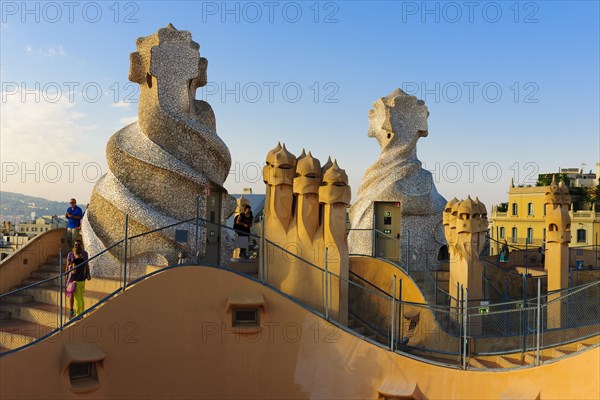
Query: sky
[{"left": 1, "top": 0, "right": 599, "bottom": 210}]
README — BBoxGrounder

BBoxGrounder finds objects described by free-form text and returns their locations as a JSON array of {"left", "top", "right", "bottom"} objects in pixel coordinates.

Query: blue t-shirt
[{"left": 66, "top": 206, "right": 83, "bottom": 228}]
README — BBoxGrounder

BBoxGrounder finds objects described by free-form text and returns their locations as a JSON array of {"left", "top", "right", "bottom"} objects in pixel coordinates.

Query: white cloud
[
  {"left": 0, "top": 88, "right": 104, "bottom": 202},
  {"left": 70, "top": 112, "right": 86, "bottom": 119},
  {"left": 119, "top": 116, "right": 137, "bottom": 125},
  {"left": 111, "top": 101, "right": 131, "bottom": 108},
  {"left": 26, "top": 45, "right": 66, "bottom": 57},
  {"left": 45, "top": 45, "right": 66, "bottom": 57}
]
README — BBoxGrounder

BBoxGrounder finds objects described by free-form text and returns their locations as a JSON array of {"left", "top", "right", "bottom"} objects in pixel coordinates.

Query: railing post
[
  {"left": 324, "top": 247, "right": 329, "bottom": 320},
  {"left": 59, "top": 248, "right": 63, "bottom": 330},
  {"left": 596, "top": 232, "right": 598, "bottom": 268},
  {"left": 525, "top": 240, "right": 529, "bottom": 276},
  {"left": 456, "top": 282, "right": 460, "bottom": 337},
  {"left": 390, "top": 275, "right": 396, "bottom": 351},
  {"left": 496, "top": 226, "right": 499, "bottom": 258},
  {"left": 398, "top": 232, "right": 402, "bottom": 264},
  {"left": 435, "top": 270, "right": 439, "bottom": 307},
  {"left": 371, "top": 216, "right": 376, "bottom": 257},
  {"left": 261, "top": 215, "right": 266, "bottom": 284},
  {"left": 406, "top": 230, "right": 410, "bottom": 274},
  {"left": 536, "top": 277, "right": 541, "bottom": 366},
  {"left": 399, "top": 278, "right": 404, "bottom": 342},
  {"left": 123, "top": 214, "right": 129, "bottom": 291},
  {"left": 462, "top": 285, "right": 468, "bottom": 370},
  {"left": 195, "top": 193, "right": 200, "bottom": 264},
  {"left": 522, "top": 273, "right": 527, "bottom": 353}
]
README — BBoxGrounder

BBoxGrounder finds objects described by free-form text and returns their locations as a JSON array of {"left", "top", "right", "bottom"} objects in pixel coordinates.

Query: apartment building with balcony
[{"left": 490, "top": 165, "right": 600, "bottom": 256}]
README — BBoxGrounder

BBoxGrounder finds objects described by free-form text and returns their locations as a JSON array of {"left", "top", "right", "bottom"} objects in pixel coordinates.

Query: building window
[
  {"left": 499, "top": 227, "right": 505, "bottom": 239},
  {"left": 527, "top": 228, "right": 533, "bottom": 244},
  {"left": 527, "top": 203, "right": 534, "bottom": 216},
  {"left": 69, "top": 362, "right": 95, "bottom": 382},
  {"left": 512, "top": 227, "right": 518, "bottom": 243},
  {"left": 577, "top": 229, "right": 586, "bottom": 243},
  {"left": 68, "top": 361, "right": 100, "bottom": 391},
  {"left": 232, "top": 308, "right": 259, "bottom": 327},
  {"left": 512, "top": 203, "right": 518, "bottom": 216}
]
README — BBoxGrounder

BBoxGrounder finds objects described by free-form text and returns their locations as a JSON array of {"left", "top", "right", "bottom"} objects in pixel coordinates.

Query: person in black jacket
[
  {"left": 235, "top": 205, "right": 253, "bottom": 258},
  {"left": 70, "top": 247, "right": 91, "bottom": 317}
]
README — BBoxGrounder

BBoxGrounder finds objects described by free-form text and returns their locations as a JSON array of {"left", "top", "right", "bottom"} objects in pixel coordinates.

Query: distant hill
[{"left": 0, "top": 191, "right": 85, "bottom": 222}]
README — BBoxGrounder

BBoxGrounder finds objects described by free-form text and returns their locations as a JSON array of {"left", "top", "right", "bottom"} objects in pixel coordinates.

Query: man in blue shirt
[{"left": 65, "top": 198, "right": 83, "bottom": 248}]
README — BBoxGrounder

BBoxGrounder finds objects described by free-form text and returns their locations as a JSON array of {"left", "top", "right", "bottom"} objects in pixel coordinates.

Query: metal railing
[{"left": 1, "top": 211, "right": 598, "bottom": 370}]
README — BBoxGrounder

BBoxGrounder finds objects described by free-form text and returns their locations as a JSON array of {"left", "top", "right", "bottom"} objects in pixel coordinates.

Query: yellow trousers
[{"left": 74, "top": 281, "right": 86, "bottom": 316}]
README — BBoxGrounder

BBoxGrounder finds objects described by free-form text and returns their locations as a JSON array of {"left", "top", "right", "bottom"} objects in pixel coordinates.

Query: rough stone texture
[
  {"left": 83, "top": 24, "right": 235, "bottom": 277},
  {"left": 262, "top": 143, "right": 350, "bottom": 323},
  {"left": 348, "top": 89, "right": 447, "bottom": 270}
]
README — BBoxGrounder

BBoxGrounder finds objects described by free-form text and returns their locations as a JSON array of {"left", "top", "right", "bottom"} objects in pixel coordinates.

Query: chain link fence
[
  {"left": 346, "top": 273, "right": 394, "bottom": 347},
  {"left": 1, "top": 216, "right": 599, "bottom": 370},
  {"left": 263, "top": 240, "right": 326, "bottom": 316}
]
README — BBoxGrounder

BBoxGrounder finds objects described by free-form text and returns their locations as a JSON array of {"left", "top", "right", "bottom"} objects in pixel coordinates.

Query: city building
[
  {"left": 17, "top": 216, "right": 66, "bottom": 239},
  {"left": 0, "top": 233, "right": 28, "bottom": 261},
  {"left": 490, "top": 165, "right": 600, "bottom": 255}
]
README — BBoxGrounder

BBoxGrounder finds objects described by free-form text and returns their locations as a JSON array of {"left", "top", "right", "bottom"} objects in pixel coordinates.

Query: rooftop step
[
  {"left": 46, "top": 255, "right": 67, "bottom": 264},
  {"left": 0, "top": 319, "right": 53, "bottom": 350},
  {"left": 498, "top": 355, "right": 528, "bottom": 368},
  {"left": 547, "top": 348, "right": 571, "bottom": 358},
  {"left": 17, "top": 286, "right": 110, "bottom": 306},
  {"left": 39, "top": 263, "right": 61, "bottom": 273},
  {"left": 0, "top": 294, "right": 34, "bottom": 304},
  {"left": 228, "top": 259, "right": 259, "bottom": 276},
  {"left": 470, "top": 357, "right": 502, "bottom": 369},
  {"left": 30, "top": 270, "right": 61, "bottom": 280},
  {"left": 22, "top": 277, "right": 56, "bottom": 287},
  {"left": 0, "top": 301, "right": 66, "bottom": 328},
  {"left": 525, "top": 352, "right": 553, "bottom": 364}
]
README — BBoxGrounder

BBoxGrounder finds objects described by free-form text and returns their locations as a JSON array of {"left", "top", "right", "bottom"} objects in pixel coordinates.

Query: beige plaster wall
[
  {"left": 349, "top": 256, "right": 425, "bottom": 304},
  {"left": 0, "top": 228, "right": 66, "bottom": 294},
  {"left": 0, "top": 266, "right": 598, "bottom": 399}
]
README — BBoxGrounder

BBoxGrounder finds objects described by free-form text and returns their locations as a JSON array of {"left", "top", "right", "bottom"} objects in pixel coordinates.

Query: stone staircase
[
  {"left": 348, "top": 315, "right": 381, "bottom": 343},
  {"left": 228, "top": 258, "right": 259, "bottom": 279},
  {"left": 467, "top": 339, "right": 598, "bottom": 369},
  {"left": 0, "top": 255, "right": 122, "bottom": 352},
  {"left": 399, "top": 303, "right": 599, "bottom": 369}
]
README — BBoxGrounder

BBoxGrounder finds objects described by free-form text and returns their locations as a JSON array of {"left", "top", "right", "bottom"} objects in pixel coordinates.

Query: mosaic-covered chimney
[{"left": 82, "top": 24, "right": 235, "bottom": 276}]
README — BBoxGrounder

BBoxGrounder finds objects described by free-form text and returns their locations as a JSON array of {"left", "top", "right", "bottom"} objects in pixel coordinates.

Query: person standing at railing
[
  {"left": 235, "top": 205, "right": 253, "bottom": 258},
  {"left": 500, "top": 239, "right": 510, "bottom": 266},
  {"left": 65, "top": 240, "right": 89, "bottom": 318},
  {"left": 69, "top": 247, "right": 91, "bottom": 318},
  {"left": 65, "top": 198, "right": 83, "bottom": 248},
  {"left": 539, "top": 241, "right": 546, "bottom": 267}
]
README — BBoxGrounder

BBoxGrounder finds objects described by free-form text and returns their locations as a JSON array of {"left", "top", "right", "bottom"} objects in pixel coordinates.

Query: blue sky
[{"left": 1, "top": 1, "right": 598, "bottom": 209}]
